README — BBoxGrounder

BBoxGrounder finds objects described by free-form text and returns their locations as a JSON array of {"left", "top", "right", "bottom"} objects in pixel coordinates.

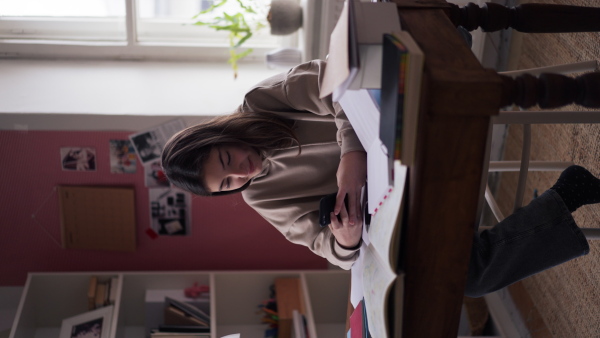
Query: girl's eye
[{"left": 227, "top": 152, "right": 231, "bottom": 165}]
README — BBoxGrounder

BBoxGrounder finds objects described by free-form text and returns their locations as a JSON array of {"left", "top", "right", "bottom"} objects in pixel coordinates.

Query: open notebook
[{"left": 351, "top": 162, "right": 407, "bottom": 338}]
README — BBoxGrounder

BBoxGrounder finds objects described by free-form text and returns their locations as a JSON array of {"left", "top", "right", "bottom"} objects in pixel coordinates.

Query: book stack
[
  {"left": 379, "top": 31, "right": 424, "bottom": 167},
  {"left": 87, "top": 276, "right": 118, "bottom": 310},
  {"left": 149, "top": 297, "right": 211, "bottom": 337},
  {"left": 320, "top": 0, "right": 401, "bottom": 102}
]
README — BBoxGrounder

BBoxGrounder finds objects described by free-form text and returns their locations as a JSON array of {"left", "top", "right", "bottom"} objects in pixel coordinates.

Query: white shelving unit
[{"left": 9, "top": 270, "right": 350, "bottom": 338}]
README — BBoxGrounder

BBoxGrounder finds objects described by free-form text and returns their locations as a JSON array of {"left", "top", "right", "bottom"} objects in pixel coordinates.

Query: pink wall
[{"left": 0, "top": 130, "right": 326, "bottom": 286}]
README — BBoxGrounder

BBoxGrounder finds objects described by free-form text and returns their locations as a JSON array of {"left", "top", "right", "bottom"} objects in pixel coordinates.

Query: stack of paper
[{"left": 319, "top": 0, "right": 401, "bottom": 102}]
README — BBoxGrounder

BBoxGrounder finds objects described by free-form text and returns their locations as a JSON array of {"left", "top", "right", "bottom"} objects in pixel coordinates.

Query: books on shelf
[
  {"left": 292, "top": 310, "right": 307, "bottom": 338},
  {"left": 150, "top": 324, "right": 210, "bottom": 337},
  {"left": 165, "top": 297, "right": 211, "bottom": 325},
  {"left": 108, "top": 277, "right": 118, "bottom": 306},
  {"left": 145, "top": 290, "right": 211, "bottom": 337},
  {"left": 165, "top": 305, "right": 209, "bottom": 327},
  {"left": 151, "top": 332, "right": 210, "bottom": 337},
  {"left": 88, "top": 276, "right": 118, "bottom": 310},
  {"left": 87, "top": 276, "right": 98, "bottom": 310},
  {"left": 274, "top": 278, "right": 305, "bottom": 338},
  {"left": 95, "top": 282, "right": 107, "bottom": 309},
  {"left": 380, "top": 31, "right": 424, "bottom": 167},
  {"left": 151, "top": 335, "right": 209, "bottom": 337},
  {"left": 320, "top": 0, "right": 401, "bottom": 102}
]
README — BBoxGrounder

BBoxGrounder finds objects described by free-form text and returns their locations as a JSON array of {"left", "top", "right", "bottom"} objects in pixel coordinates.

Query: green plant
[{"left": 192, "top": 0, "right": 268, "bottom": 79}]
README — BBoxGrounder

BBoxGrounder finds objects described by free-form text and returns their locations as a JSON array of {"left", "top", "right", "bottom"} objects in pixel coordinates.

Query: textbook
[
  {"left": 320, "top": 0, "right": 401, "bottom": 102},
  {"left": 361, "top": 161, "right": 407, "bottom": 338},
  {"left": 380, "top": 31, "right": 424, "bottom": 167},
  {"left": 338, "top": 88, "right": 393, "bottom": 214}
]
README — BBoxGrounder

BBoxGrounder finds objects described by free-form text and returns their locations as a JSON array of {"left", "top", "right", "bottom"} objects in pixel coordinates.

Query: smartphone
[{"left": 318, "top": 193, "right": 348, "bottom": 227}]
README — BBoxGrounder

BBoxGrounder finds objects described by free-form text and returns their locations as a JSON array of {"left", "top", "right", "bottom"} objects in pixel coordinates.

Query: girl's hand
[
  {"left": 329, "top": 206, "right": 362, "bottom": 249},
  {"left": 335, "top": 151, "right": 367, "bottom": 226}
]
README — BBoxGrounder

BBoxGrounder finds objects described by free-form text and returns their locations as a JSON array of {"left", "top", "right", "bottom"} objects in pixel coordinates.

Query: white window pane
[
  {"left": 0, "top": 0, "right": 125, "bottom": 17},
  {"left": 138, "top": 0, "right": 208, "bottom": 19},
  {"left": 138, "top": 0, "right": 268, "bottom": 20},
  {"left": 135, "top": 0, "right": 282, "bottom": 48}
]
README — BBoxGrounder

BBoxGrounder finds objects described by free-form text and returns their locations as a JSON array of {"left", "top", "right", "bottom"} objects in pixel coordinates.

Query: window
[{"left": 0, "top": 0, "right": 297, "bottom": 61}]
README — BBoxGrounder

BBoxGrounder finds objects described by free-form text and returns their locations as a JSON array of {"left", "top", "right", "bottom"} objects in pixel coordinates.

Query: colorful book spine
[
  {"left": 380, "top": 33, "right": 410, "bottom": 161},
  {"left": 388, "top": 34, "right": 409, "bottom": 161},
  {"left": 395, "top": 51, "right": 408, "bottom": 160}
]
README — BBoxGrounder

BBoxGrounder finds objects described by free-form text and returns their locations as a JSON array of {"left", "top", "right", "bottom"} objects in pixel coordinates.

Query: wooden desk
[
  {"left": 344, "top": 1, "right": 600, "bottom": 336},
  {"left": 392, "top": 1, "right": 503, "bottom": 337}
]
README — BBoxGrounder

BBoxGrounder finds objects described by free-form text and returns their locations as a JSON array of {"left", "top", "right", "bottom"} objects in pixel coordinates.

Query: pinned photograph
[
  {"left": 144, "top": 160, "right": 170, "bottom": 188},
  {"left": 130, "top": 131, "right": 162, "bottom": 163},
  {"left": 109, "top": 139, "right": 137, "bottom": 174},
  {"left": 59, "top": 305, "right": 113, "bottom": 338},
  {"left": 129, "top": 119, "right": 186, "bottom": 165},
  {"left": 149, "top": 187, "right": 192, "bottom": 236},
  {"left": 60, "top": 147, "right": 97, "bottom": 172}
]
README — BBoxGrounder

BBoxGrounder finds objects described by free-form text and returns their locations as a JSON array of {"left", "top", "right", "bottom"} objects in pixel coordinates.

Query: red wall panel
[{"left": 0, "top": 130, "right": 326, "bottom": 286}]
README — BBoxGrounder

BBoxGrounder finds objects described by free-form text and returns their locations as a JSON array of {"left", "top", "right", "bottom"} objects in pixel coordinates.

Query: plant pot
[{"left": 268, "top": 0, "right": 303, "bottom": 36}]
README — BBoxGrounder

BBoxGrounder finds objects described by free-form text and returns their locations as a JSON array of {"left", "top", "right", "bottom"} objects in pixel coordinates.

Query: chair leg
[
  {"left": 513, "top": 124, "right": 531, "bottom": 212},
  {"left": 485, "top": 184, "right": 505, "bottom": 222},
  {"left": 493, "top": 110, "right": 600, "bottom": 125},
  {"left": 581, "top": 228, "right": 600, "bottom": 240},
  {"left": 488, "top": 161, "right": 573, "bottom": 172},
  {"left": 500, "top": 60, "right": 598, "bottom": 77}
]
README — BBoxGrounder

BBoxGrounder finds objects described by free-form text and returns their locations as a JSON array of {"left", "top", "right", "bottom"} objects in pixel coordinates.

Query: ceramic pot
[{"left": 268, "top": 0, "right": 303, "bottom": 35}]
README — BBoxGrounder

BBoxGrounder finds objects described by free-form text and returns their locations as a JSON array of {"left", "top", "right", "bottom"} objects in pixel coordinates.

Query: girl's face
[{"left": 203, "top": 144, "right": 263, "bottom": 193}]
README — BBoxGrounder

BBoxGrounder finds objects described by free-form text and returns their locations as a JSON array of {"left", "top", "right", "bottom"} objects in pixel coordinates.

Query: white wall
[{"left": 0, "top": 59, "right": 283, "bottom": 131}]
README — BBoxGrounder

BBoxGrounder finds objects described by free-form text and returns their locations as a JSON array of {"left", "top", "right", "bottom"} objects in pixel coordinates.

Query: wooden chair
[{"left": 476, "top": 61, "right": 600, "bottom": 239}]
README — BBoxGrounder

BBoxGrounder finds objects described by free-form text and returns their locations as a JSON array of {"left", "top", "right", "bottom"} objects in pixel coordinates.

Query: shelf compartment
[{"left": 11, "top": 272, "right": 120, "bottom": 338}]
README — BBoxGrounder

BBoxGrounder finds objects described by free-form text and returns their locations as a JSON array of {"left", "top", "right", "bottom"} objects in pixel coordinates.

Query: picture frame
[{"left": 59, "top": 305, "right": 114, "bottom": 338}]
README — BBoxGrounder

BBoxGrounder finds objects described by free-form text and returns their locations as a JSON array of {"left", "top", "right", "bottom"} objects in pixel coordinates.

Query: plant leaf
[
  {"left": 192, "top": 0, "right": 228, "bottom": 18},
  {"left": 236, "top": 0, "right": 257, "bottom": 14},
  {"left": 233, "top": 31, "right": 253, "bottom": 47}
]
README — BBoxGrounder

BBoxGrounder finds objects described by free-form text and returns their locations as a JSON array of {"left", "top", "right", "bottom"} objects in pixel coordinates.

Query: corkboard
[{"left": 58, "top": 186, "right": 136, "bottom": 252}]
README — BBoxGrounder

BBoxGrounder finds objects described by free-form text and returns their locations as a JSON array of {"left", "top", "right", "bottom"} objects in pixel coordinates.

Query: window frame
[{"left": 0, "top": 0, "right": 298, "bottom": 62}]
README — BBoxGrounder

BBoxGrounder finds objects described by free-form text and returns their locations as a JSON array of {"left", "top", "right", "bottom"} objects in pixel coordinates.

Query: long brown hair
[{"left": 161, "top": 111, "right": 299, "bottom": 196}]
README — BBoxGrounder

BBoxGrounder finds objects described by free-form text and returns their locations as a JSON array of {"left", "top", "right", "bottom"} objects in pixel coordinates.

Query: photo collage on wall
[
  {"left": 59, "top": 119, "right": 192, "bottom": 237},
  {"left": 129, "top": 119, "right": 192, "bottom": 236}
]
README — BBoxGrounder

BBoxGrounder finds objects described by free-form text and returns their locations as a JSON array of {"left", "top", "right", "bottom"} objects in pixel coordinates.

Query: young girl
[{"left": 162, "top": 60, "right": 597, "bottom": 297}]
